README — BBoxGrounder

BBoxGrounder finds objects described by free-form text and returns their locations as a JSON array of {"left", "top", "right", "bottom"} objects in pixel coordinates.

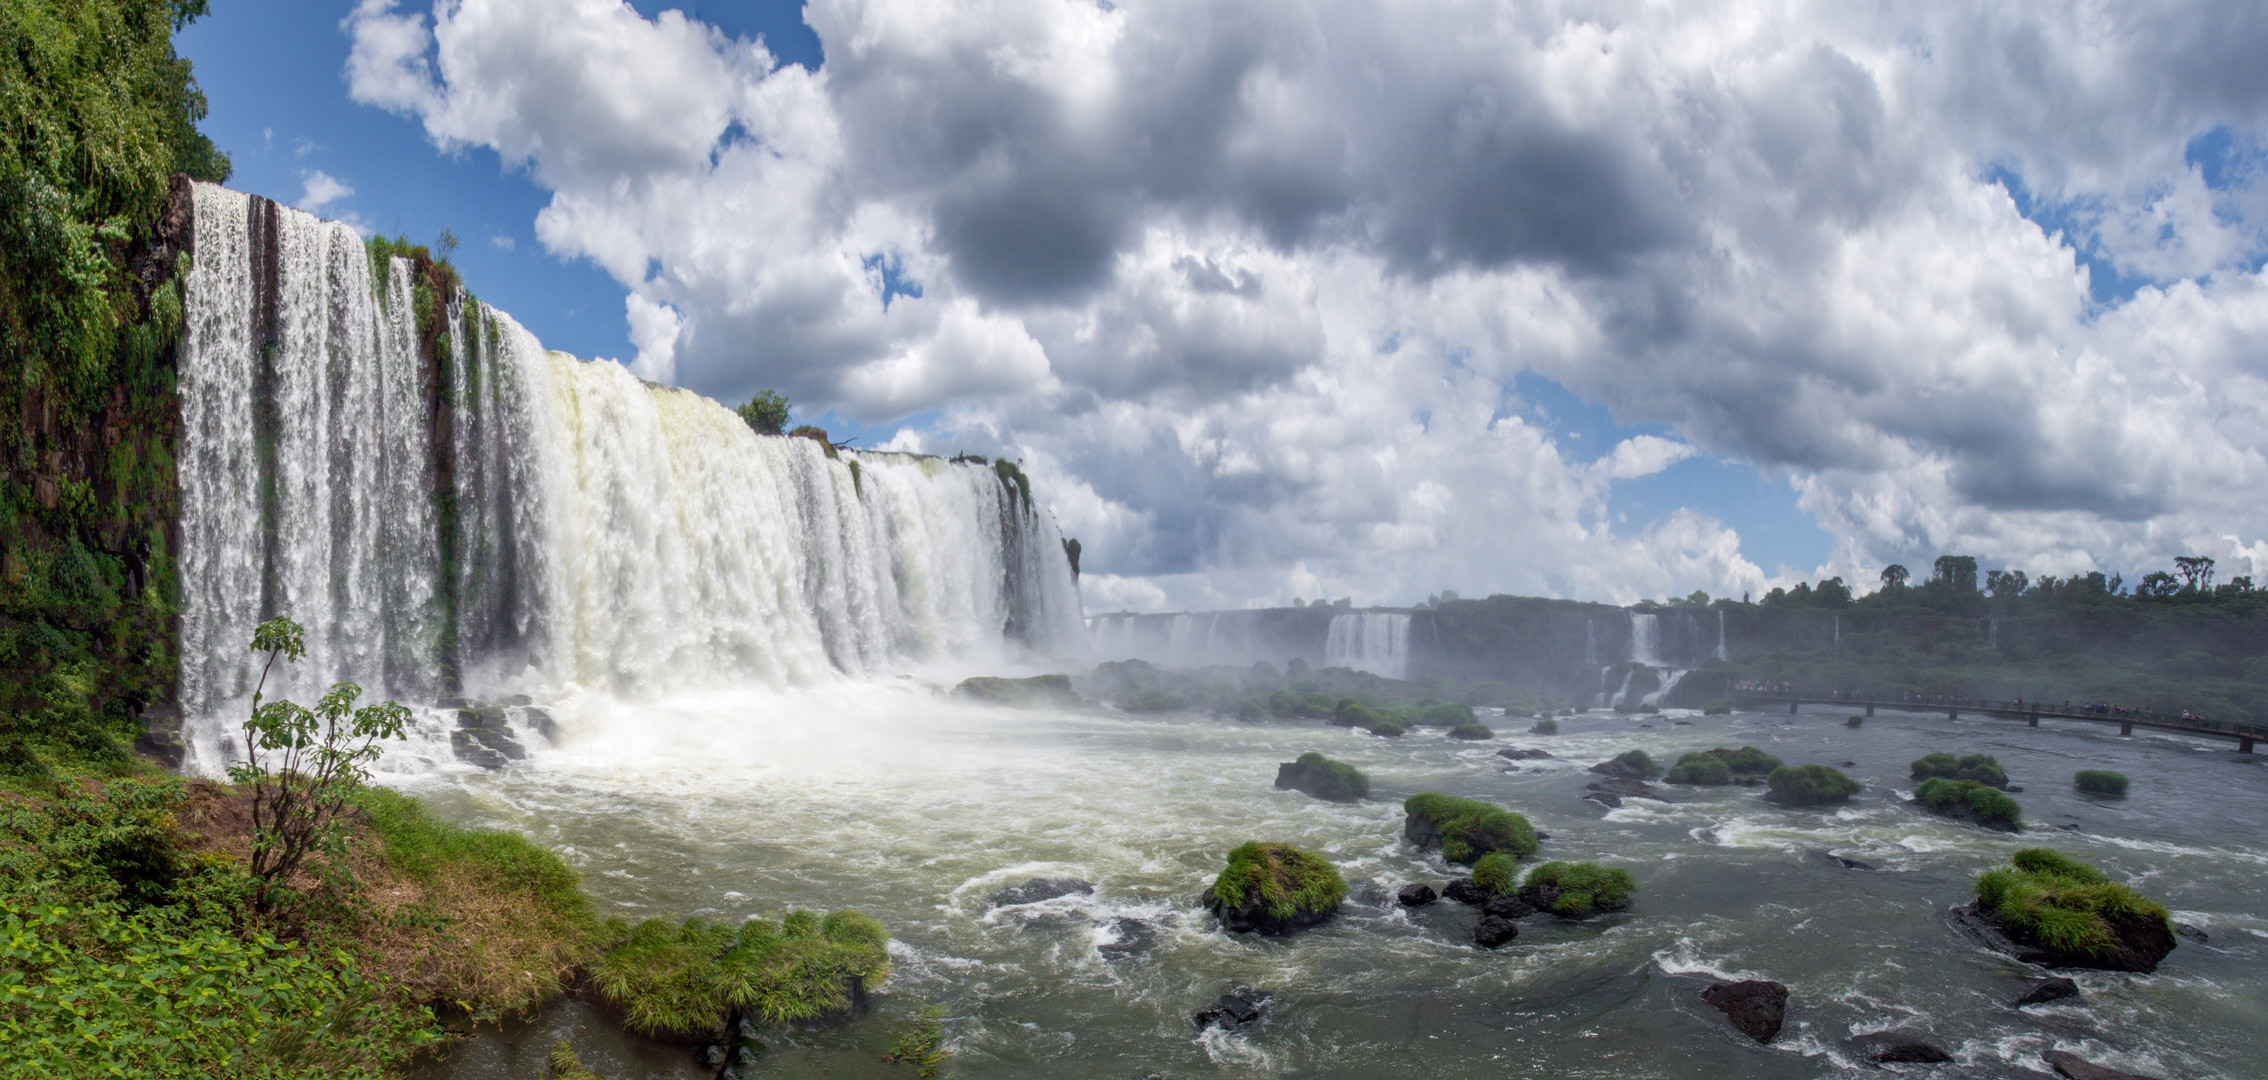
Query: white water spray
[{"left": 1324, "top": 612, "right": 1411, "bottom": 679}]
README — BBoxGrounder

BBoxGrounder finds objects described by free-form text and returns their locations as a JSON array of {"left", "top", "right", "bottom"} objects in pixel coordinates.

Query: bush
[
  {"left": 589, "top": 909, "right": 890, "bottom": 1041},
  {"left": 1701, "top": 700, "right": 1732, "bottom": 716},
  {"left": 1282, "top": 752, "right": 1369, "bottom": 801},
  {"left": 1766, "top": 765, "right": 1862, "bottom": 806},
  {"left": 1419, "top": 702, "right": 1477, "bottom": 726},
  {"left": 1403, "top": 793, "right": 1539, "bottom": 864},
  {"left": 1846, "top": 715, "right": 1864, "bottom": 728},
  {"left": 1333, "top": 699, "right": 1383, "bottom": 728},
  {"left": 2074, "top": 770, "right": 2130, "bottom": 797},
  {"left": 1664, "top": 754, "right": 1732, "bottom": 785},
  {"left": 1675, "top": 746, "right": 1782, "bottom": 776},
  {"left": 1369, "top": 720, "right": 1406, "bottom": 737},
  {"left": 1911, "top": 752, "right": 2008, "bottom": 788},
  {"left": 1609, "top": 749, "right": 1661, "bottom": 779},
  {"left": 1974, "top": 849, "right": 2168, "bottom": 960},
  {"left": 1470, "top": 851, "right": 1520, "bottom": 895},
  {"left": 1914, "top": 777, "right": 2023, "bottom": 830},
  {"left": 1523, "top": 861, "right": 1637, "bottom": 918},
  {"left": 736, "top": 389, "right": 791, "bottom": 434},
  {"left": 1447, "top": 723, "right": 1494, "bottom": 740},
  {"left": 1202, "top": 842, "right": 1346, "bottom": 931},
  {"left": 1531, "top": 717, "right": 1560, "bottom": 735}
]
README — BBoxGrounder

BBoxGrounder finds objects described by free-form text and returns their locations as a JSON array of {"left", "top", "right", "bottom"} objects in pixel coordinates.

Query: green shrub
[
  {"left": 1609, "top": 749, "right": 1660, "bottom": 778},
  {"left": 1701, "top": 700, "right": 1732, "bottom": 716},
  {"left": 589, "top": 909, "right": 890, "bottom": 1041},
  {"left": 1664, "top": 754, "right": 1732, "bottom": 785},
  {"left": 2074, "top": 770, "right": 2130, "bottom": 797},
  {"left": 1674, "top": 746, "right": 1782, "bottom": 776},
  {"left": 1120, "top": 689, "right": 1187, "bottom": 713},
  {"left": 1333, "top": 699, "right": 1383, "bottom": 728},
  {"left": 1523, "top": 861, "right": 1637, "bottom": 917},
  {"left": 1369, "top": 720, "right": 1406, "bottom": 737},
  {"left": 1202, "top": 842, "right": 1346, "bottom": 925},
  {"left": 1914, "top": 777, "right": 2022, "bottom": 830},
  {"left": 1419, "top": 702, "right": 1477, "bottom": 726},
  {"left": 1531, "top": 717, "right": 1560, "bottom": 735},
  {"left": 883, "top": 1005, "right": 950, "bottom": 1077},
  {"left": 1766, "top": 764, "right": 1862, "bottom": 806},
  {"left": 1470, "top": 851, "right": 1520, "bottom": 895},
  {"left": 1403, "top": 793, "right": 1540, "bottom": 864},
  {"left": 1973, "top": 848, "right": 2168, "bottom": 959},
  {"left": 1447, "top": 723, "right": 1494, "bottom": 740},
  {"left": 736, "top": 389, "right": 791, "bottom": 434},
  {"left": 1911, "top": 752, "right": 2008, "bottom": 787},
  {"left": 1846, "top": 715, "right": 1864, "bottom": 728},
  {"left": 1286, "top": 752, "right": 1369, "bottom": 800}
]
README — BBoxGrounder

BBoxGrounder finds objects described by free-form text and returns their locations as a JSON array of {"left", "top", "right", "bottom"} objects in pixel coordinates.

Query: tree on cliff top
[{"left": 737, "top": 389, "right": 791, "bottom": 435}]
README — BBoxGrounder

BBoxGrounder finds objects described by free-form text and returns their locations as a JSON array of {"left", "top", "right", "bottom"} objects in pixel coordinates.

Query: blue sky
[{"left": 172, "top": 0, "right": 2268, "bottom": 610}]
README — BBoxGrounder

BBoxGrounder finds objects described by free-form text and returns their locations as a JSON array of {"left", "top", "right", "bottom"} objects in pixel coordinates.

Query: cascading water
[
  {"left": 176, "top": 185, "right": 1085, "bottom": 768},
  {"left": 1714, "top": 609, "right": 1728, "bottom": 662},
  {"left": 1627, "top": 612, "right": 1662, "bottom": 666},
  {"left": 1324, "top": 612, "right": 1412, "bottom": 678}
]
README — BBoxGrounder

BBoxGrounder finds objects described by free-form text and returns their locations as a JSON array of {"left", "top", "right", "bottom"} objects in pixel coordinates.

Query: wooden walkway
[{"left": 1727, "top": 690, "right": 2262, "bottom": 752}]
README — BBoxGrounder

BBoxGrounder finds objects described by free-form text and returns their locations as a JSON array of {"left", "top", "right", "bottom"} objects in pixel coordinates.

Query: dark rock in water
[
  {"left": 503, "top": 693, "right": 533, "bottom": 707},
  {"left": 1349, "top": 880, "right": 1391, "bottom": 909},
  {"left": 1590, "top": 757, "right": 1651, "bottom": 781},
  {"left": 1701, "top": 979, "right": 1787, "bottom": 1044},
  {"left": 1838, "top": 761, "right": 1858, "bottom": 768},
  {"left": 520, "top": 707, "right": 558, "bottom": 742},
  {"left": 1514, "top": 883, "right": 1625, "bottom": 919},
  {"left": 1674, "top": 720, "right": 1693, "bottom": 726},
  {"left": 1950, "top": 899, "right": 2175, "bottom": 973},
  {"left": 1274, "top": 757, "right": 1367, "bottom": 802},
  {"left": 2012, "top": 976, "right": 2080, "bottom": 1008},
  {"left": 2175, "top": 922, "right": 2208, "bottom": 943},
  {"left": 1734, "top": 776, "right": 1763, "bottom": 787},
  {"left": 1497, "top": 747, "right": 1554, "bottom": 760},
  {"left": 2043, "top": 1050, "right": 2164, "bottom": 1080},
  {"left": 1193, "top": 989, "right": 1268, "bottom": 1030},
  {"left": 449, "top": 727, "right": 523, "bottom": 768},
  {"left": 1442, "top": 878, "right": 1488, "bottom": 905},
  {"left": 1843, "top": 1029, "right": 1952, "bottom": 1064},
  {"left": 1397, "top": 883, "right": 1438, "bottom": 907},
  {"left": 953, "top": 674, "right": 1079, "bottom": 708},
  {"left": 1095, "top": 916, "right": 1158, "bottom": 962},
  {"left": 989, "top": 877, "right": 1095, "bottom": 908},
  {"left": 457, "top": 705, "right": 509, "bottom": 729},
  {"left": 1586, "top": 776, "right": 1667, "bottom": 801},
  {"left": 1585, "top": 791, "right": 1622, "bottom": 808},
  {"left": 1809, "top": 849, "right": 1877, "bottom": 871},
  {"left": 1472, "top": 913, "right": 1520, "bottom": 948},
  {"left": 1482, "top": 894, "right": 1538, "bottom": 920}
]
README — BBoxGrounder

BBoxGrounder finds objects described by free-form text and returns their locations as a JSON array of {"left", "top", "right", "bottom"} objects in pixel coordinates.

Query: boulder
[
  {"left": 2042, "top": 1050, "right": 2164, "bottom": 1080},
  {"left": 1095, "top": 916, "right": 1159, "bottom": 962},
  {"left": 1951, "top": 899, "right": 2175, "bottom": 973},
  {"left": 1274, "top": 753, "right": 1369, "bottom": 802},
  {"left": 449, "top": 727, "right": 522, "bottom": 769},
  {"left": 1396, "top": 883, "right": 1438, "bottom": 907},
  {"left": 1584, "top": 791, "right": 1623, "bottom": 808},
  {"left": 1810, "top": 849, "right": 1878, "bottom": 871},
  {"left": 2012, "top": 976, "right": 2080, "bottom": 1008},
  {"left": 1472, "top": 914, "right": 1520, "bottom": 948},
  {"left": 1590, "top": 757, "right": 1651, "bottom": 781},
  {"left": 2174, "top": 923, "right": 2208, "bottom": 944},
  {"left": 1203, "top": 843, "right": 1344, "bottom": 935},
  {"left": 1482, "top": 893, "right": 1538, "bottom": 920},
  {"left": 1843, "top": 1029, "right": 1953, "bottom": 1064},
  {"left": 953, "top": 674, "right": 1079, "bottom": 708},
  {"left": 989, "top": 877, "right": 1094, "bottom": 908},
  {"left": 1497, "top": 747, "right": 1554, "bottom": 760},
  {"left": 1586, "top": 776, "right": 1667, "bottom": 801},
  {"left": 1441, "top": 878, "right": 1489, "bottom": 905},
  {"left": 1193, "top": 989, "right": 1268, "bottom": 1031},
  {"left": 1701, "top": 979, "right": 1787, "bottom": 1044},
  {"left": 520, "top": 707, "right": 559, "bottom": 742}
]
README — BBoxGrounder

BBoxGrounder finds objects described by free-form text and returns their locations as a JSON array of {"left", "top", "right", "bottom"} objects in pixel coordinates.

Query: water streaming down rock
[
  {"left": 175, "top": 185, "right": 1085, "bottom": 768},
  {"left": 1325, "top": 612, "right": 1412, "bottom": 678}
]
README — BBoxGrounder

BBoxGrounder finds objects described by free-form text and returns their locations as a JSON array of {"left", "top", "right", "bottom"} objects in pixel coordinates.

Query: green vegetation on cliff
[{"left": 1666, "top": 746, "right": 1780, "bottom": 784}]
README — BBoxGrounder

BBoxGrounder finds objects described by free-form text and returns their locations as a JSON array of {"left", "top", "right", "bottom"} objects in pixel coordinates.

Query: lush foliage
[
  {"left": 1447, "top": 722, "right": 1493, "bottom": 740},
  {"left": 883, "top": 1005, "right": 950, "bottom": 1077},
  {"left": 1287, "top": 751, "right": 1369, "bottom": 800},
  {"left": 2074, "top": 769, "right": 2130, "bottom": 797},
  {"left": 1664, "top": 754, "right": 1731, "bottom": 785},
  {"left": 1202, "top": 842, "right": 1346, "bottom": 923},
  {"left": 589, "top": 909, "right": 890, "bottom": 1041},
  {"left": 1914, "top": 777, "right": 2023, "bottom": 829},
  {"left": 1607, "top": 749, "right": 1660, "bottom": 778},
  {"left": 1470, "top": 851, "right": 1519, "bottom": 895},
  {"left": 1846, "top": 714, "right": 1864, "bottom": 728},
  {"left": 1531, "top": 716, "right": 1560, "bottom": 735},
  {"left": 1419, "top": 702, "right": 1476, "bottom": 726},
  {"left": 1911, "top": 752, "right": 2008, "bottom": 788},
  {"left": 1404, "top": 792, "right": 1539, "bottom": 863},
  {"left": 1523, "top": 861, "right": 1637, "bottom": 917},
  {"left": 736, "top": 389, "right": 791, "bottom": 435},
  {"left": 1765, "top": 764, "right": 1862, "bottom": 806},
  {"left": 1974, "top": 849, "right": 2168, "bottom": 958}
]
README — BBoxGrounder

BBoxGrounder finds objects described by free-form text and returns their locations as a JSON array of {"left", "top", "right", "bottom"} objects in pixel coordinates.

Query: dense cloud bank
[{"left": 344, "top": 0, "right": 2268, "bottom": 610}]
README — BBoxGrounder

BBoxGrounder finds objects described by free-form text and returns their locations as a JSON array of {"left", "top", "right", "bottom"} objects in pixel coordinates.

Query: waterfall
[
  {"left": 176, "top": 185, "right": 1085, "bottom": 767},
  {"left": 1714, "top": 610, "right": 1728, "bottom": 662},
  {"left": 1324, "top": 612, "right": 1411, "bottom": 679},
  {"left": 1647, "top": 669, "right": 1687, "bottom": 706},
  {"left": 1628, "top": 612, "right": 1662, "bottom": 666}
]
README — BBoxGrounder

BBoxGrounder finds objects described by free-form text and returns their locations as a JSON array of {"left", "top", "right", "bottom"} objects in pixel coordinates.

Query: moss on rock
[
  {"left": 1403, "top": 793, "right": 1540, "bottom": 864},
  {"left": 2074, "top": 770, "right": 2129, "bottom": 797},
  {"left": 1971, "top": 849, "right": 2173, "bottom": 971},
  {"left": 1765, "top": 764, "right": 1862, "bottom": 806},
  {"left": 1274, "top": 752, "right": 1369, "bottom": 802},
  {"left": 1910, "top": 752, "right": 2008, "bottom": 788},
  {"left": 1522, "top": 861, "right": 1636, "bottom": 918},
  {"left": 1447, "top": 723, "right": 1494, "bottom": 740},
  {"left": 1913, "top": 777, "right": 2022, "bottom": 831},
  {"left": 1202, "top": 842, "right": 1346, "bottom": 934}
]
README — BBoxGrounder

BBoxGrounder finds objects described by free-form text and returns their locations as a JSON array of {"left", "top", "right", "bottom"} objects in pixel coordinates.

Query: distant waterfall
[
  {"left": 1628, "top": 613, "right": 1662, "bottom": 665},
  {"left": 175, "top": 185, "right": 1085, "bottom": 764},
  {"left": 1715, "top": 610, "right": 1728, "bottom": 662},
  {"left": 1325, "top": 613, "right": 1411, "bottom": 679}
]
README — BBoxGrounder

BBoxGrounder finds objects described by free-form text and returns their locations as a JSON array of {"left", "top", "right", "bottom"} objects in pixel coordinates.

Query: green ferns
[
  {"left": 589, "top": 910, "right": 890, "bottom": 1042},
  {"left": 2074, "top": 769, "right": 2130, "bottom": 797},
  {"left": 1911, "top": 752, "right": 2009, "bottom": 788},
  {"left": 1522, "top": 861, "right": 1637, "bottom": 918},
  {"left": 1766, "top": 764, "right": 1862, "bottom": 806},
  {"left": 1974, "top": 849, "right": 2168, "bottom": 959},
  {"left": 1404, "top": 793, "right": 1539, "bottom": 864},
  {"left": 1202, "top": 842, "right": 1347, "bottom": 925},
  {"left": 1914, "top": 777, "right": 2023, "bottom": 830}
]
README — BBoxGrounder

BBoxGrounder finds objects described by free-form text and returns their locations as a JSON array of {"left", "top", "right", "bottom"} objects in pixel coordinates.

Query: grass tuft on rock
[
  {"left": 1523, "top": 861, "right": 1637, "bottom": 918},
  {"left": 1701, "top": 700, "right": 1732, "bottom": 716},
  {"left": 883, "top": 1005, "right": 950, "bottom": 1077},
  {"left": 1419, "top": 702, "right": 1477, "bottom": 726},
  {"left": 1974, "top": 849, "right": 2168, "bottom": 959},
  {"left": 1284, "top": 752, "right": 1369, "bottom": 801},
  {"left": 1202, "top": 842, "right": 1347, "bottom": 927},
  {"left": 548, "top": 1042, "right": 607, "bottom": 1080},
  {"left": 1608, "top": 749, "right": 1661, "bottom": 778},
  {"left": 1846, "top": 715, "right": 1864, "bottom": 728},
  {"left": 588, "top": 909, "right": 890, "bottom": 1042},
  {"left": 1914, "top": 777, "right": 2023, "bottom": 830},
  {"left": 1911, "top": 752, "right": 2008, "bottom": 788},
  {"left": 1470, "top": 851, "right": 1520, "bottom": 895},
  {"left": 1404, "top": 793, "right": 1540, "bottom": 864},
  {"left": 1664, "top": 754, "right": 1732, "bottom": 785},
  {"left": 2074, "top": 770, "right": 2130, "bottom": 797},
  {"left": 1765, "top": 764, "right": 1862, "bottom": 806},
  {"left": 1447, "top": 723, "right": 1494, "bottom": 740},
  {"left": 1531, "top": 717, "right": 1560, "bottom": 735}
]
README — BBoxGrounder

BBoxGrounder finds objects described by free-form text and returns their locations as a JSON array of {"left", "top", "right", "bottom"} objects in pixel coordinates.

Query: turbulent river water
[{"left": 394, "top": 694, "right": 2267, "bottom": 1080}]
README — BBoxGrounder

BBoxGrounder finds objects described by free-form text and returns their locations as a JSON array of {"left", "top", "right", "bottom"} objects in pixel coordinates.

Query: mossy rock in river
[
  {"left": 1961, "top": 848, "right": 2174, "bottom": 972},
  {"left": 2074, "top": 770, "right": 2130, "bottom": 797},
  {"left": 1447, "top": 723, "right": 1494, "bottom": 740},
  {"left": 1764, "top": 765, "right": 1861, "bottom": 806},
  {"left": 953, "top": 675, "right": 1078, "bottom": 708},
  {"left": 1910, "top": 752, "right": 2008, "bottom": 789},
  {"left": 1590, "top": 749, "right": 1661, "bottom": 780},
  {"left": 1202, "top": 842, "right": 1346, "bottom": 934},
  {"left": 1665, "top": 746, "right": 1781, "bottom": 785},
  {"left": 1274, "top": 752, "right": 1369, "bottom": 802},
  {"left": 1403, "top": 793, "right": 1540, "bottom": 864},
  {"left": 1518, "top": 861, "right": 1636, "bottom": 918},
  {"left": 588, "top": 910, "right": 889, "bottom": 1043},
  {"left": 1912, "top": 777, "right": 2022, "bottom": 831}
]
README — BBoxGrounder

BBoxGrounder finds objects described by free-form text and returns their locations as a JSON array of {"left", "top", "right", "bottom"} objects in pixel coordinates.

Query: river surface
[{"left": 393, "top": 689, "right": 2268, "bottom": 1079}]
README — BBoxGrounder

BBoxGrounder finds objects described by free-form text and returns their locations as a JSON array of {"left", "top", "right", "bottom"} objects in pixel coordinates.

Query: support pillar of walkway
[
  {"left": 2240, "top": 736, "right": 2255, "bottom": 754},
  {"left": 2029, "top": 712, "right": 2039, "bottom": 727},
  {"left": 1949, "top": 706, "right": 1959, "bottom": 721},
  {"left": 2120, "top": 720, "right": 2133, "bottom": 736},
  {"left": 1789, "top": 700, "right": 1799, "bottom": 715},
  {"left": 1866, "top": 701, "right": 1875, "bottom": 717}
]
